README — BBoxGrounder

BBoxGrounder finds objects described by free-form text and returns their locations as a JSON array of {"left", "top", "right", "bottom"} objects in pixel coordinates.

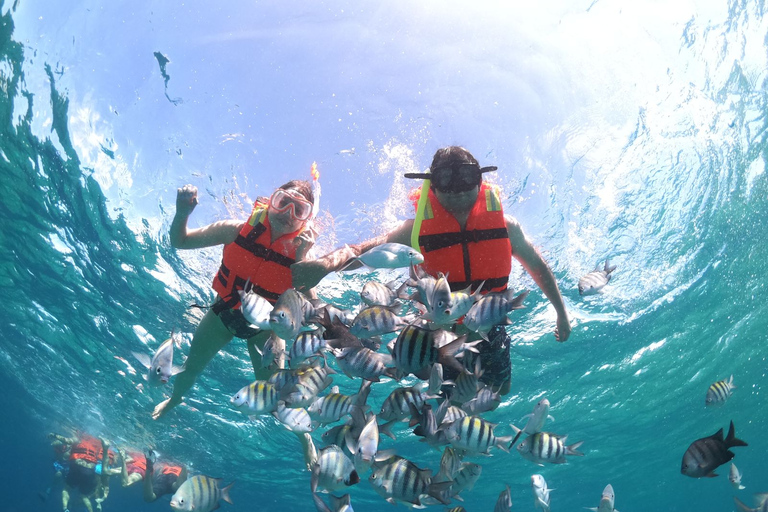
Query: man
[
  {"left": 292, "top": 146, "right": 570, "bottom": 394},
  {"left": 59, "top": 434, "right": 119, "bottom": 512}
]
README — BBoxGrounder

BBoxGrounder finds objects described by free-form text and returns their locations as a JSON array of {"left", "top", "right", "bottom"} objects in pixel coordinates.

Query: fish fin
[
  {"left": 584, "top": 508, "right": 598, "bottom": 512},
  {"left": 604, "top": 259, "right": 617, "bottom": 274},
  {"left": 171, "top": 365, "right": 184, "bottom": 376},
  {"left": 495, "top": 436, "right": 512, "bottom": 452},
  {"left": 705, "top": 472, "right": 719, "bottom": 478},
  {"left": 729, "top": 374, "right": 736, "bottom": 390},
  {"left": 548, "top": 414, "right": 555, "bottom": 422},
  {"left": 566, "top": 441, "right": 584, "bottom": 456},
  {"left": 454, "top": 494, "right": 464, "bottom": 502},
  {"left": 725, "top": 420, "right": 748, "bottom": 447},
  {"left": 380, "top": 421, "right": 396, "bottom": 440},
  {"left": 132, "top": 352, "right": 151, "bottom": 369},
  {"left": 220, "top": 481, "right": 235, "bottom": 504},
  {"left": 734, "top": 497, "right": 753, "bottom": 512}
]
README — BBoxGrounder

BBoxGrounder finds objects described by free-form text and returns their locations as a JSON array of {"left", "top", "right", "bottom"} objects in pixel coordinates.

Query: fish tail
[
  {"left": 427, "top": 481, "right": 453, "bottom": 505},
  {"left": 510, "top": 290, "right": 529, "bottom": 310},
  {"left": 733, "top": 496, "right": 753, "bottom": 512},
  {"left": 566, "top": 440, "right": 584, "bottom": 456},
  {"left": 220, "top": 481, "right": 235, "bottom": 504},
  {"left": 495, "top": 436, "right": 512, "bottom": 452},
  {"left": 729, "top": 374, "right": 736, "bottom": 390},
  {"left": 604, "top": 259, "right": 617, "bottom": 274},
  {"left": 725, "top": 420, "right": 748, "bottom": 448}
]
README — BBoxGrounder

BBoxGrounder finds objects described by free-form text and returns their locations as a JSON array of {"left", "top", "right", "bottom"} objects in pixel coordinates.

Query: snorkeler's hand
[
  {"left": 176, "top": 184, "right": 199, "bottom": 217},
  {"left": 294, "top": 225, "right": 317, "bottom": 257},
  {"left": 555, "top": 313, "right": 571, "bottom": 342}
]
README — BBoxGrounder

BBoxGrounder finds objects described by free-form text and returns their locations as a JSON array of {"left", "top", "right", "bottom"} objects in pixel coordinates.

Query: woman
[{"left": 153, "top": 179, "right": 318, "bottom": 420}]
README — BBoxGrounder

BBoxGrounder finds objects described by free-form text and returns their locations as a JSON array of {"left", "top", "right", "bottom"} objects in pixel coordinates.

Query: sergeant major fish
[
  {"left": 360, "top": 280, "right": 407, "bottom": 307},
  {"left": 391, "top": 325, "right": 468, "bottom": 380},
  {"left": 230, "top": 380, "right": 279, "bottom": 418},
  {"left": 681, "top": 420, "right": 747, "bottom": 478},
  {"left": 578, "top": 259, "right": 616, "bottom": 295},
  {"left": 369, "top": 455, "right": 451, "bottom": 507},
  {"left": 132, "top": 333, "right": 183, "bottom": 386},
  {"left": 706, "top": 375, "right": 736, "bottom": 406},
  {"left": 517, "top": 432, "right": 584, "bottom": 465},
  {"left": 462, "top": 289, "right": 528, "bottom": 339},
  {"left": 311, "top": 445, "right": 360, "bottom": 494},
  {"left": 494, "top": 484, "right": 513, "bottom": 512},
  {"left": 238, "top": 283, "right": 273, "bottom": 329},
  {"left": 269, "top": 288, "right": 310, "bottom": 340},
  {"left": 170, "top": 475, "right": 233, "bottom": 512},
  {"left": 443, "top": 415, "right": 512, "bottom": 455}
]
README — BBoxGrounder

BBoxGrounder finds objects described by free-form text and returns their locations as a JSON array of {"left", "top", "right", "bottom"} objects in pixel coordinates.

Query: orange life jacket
[
  {"left": 69, "top": 435, "right": 103, "bottom": 465},
  {"left": 212, "top": 204, "right": 301, "bottom": 307},
  {"left": 412, "top": 182, "right": 511, "bottom": 292},
  {"left": 159, "top": 464, "right": 183, "bottom": 478},
  {"left": 126, "top": 451, "right": 147, "bottom": 478}
]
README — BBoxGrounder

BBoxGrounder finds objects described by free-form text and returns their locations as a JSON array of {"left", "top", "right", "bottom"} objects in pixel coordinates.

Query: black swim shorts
[
  {"left": 66, "top": 463, "right": 97, "bottom": 496},
  {"left": 212, "top": 298, "right": 261, "bottom": 339}
]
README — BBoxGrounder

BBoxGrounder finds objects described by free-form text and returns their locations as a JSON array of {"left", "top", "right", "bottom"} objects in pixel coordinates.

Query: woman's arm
[
  {"left": 291, "top": 219, "right": 414, "bottom": 291},
  {"left": 170, "top": 185, "right": 242, "bottom": 249}
]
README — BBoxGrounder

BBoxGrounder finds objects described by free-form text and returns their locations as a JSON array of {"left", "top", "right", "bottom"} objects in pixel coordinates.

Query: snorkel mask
[
  {"left": 404, "top": 162, "right": 497, "bottom": 193},
  {"left": 269, "top": 188, "right": 313, "bottom": 221}
]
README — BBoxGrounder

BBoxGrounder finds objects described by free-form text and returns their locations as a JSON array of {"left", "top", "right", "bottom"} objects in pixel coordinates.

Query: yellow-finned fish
[{"left": 706, "top": 375, "right": 736, "bottom": 406}]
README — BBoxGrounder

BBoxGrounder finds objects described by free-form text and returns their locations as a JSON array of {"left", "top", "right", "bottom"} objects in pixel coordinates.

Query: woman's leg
[{"left": 153, "top": 309, "right": 234, "bottom": 419}]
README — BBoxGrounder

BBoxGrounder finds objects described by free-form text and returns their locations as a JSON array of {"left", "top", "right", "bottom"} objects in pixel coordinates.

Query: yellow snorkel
[{"left": 410, "top": 178, "right": 431, "bottom": 252}]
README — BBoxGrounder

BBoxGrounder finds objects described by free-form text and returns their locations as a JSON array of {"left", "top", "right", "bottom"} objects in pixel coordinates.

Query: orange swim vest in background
[
  {"left": 69, "top": 435, "right": 113, "bottom": 465},
  {"left": 212, "top": 204, "right": 302, "bottom": 307},
  {"left": 126, "top": 451, "right": 147, "bottom": 478},
  {"left": 412, "top": 182, "right": 511, "bottom": 293}
]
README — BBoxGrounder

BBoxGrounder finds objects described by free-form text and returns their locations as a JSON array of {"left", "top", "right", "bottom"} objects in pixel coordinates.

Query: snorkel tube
[
  {"left": 410, "top": 178, "right": 430, "bottom": 251},
  {"left": 310, "top": 161, "right": 321, "bottom": 220}
]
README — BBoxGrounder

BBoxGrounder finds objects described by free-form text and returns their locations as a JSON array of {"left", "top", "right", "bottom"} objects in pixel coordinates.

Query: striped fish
[
  {"left": 578, "top": 260, "right": 617, "bottom": 296},
  {"left": 428, "top": 363, "right": 444, "bottom": 395},
  {"left": 289, "top": 330, "right": 328, "bottom": 368},
  {"left": 443, "top": 415, "right": 512, "bottom": 455},
  {"left": 434, "top": 401, "right": 467, "bottom": 426},
  {"left": 494, "top": 484, "right": 513, "bottom": 512},
  {"left": 254, "top": 333, "right": 285, "bottom": 369},
  {"left": 360, "top": 280, "right": 406, "bottom": 307},
  {"left": 681, "top": 420, "right": 747, "bottom": 478},
  {"left": 706, "top": 375, "right": 736, "bottom": 406},
  {"left": 461, "top": 386, "right": 502, "bottom": 415},
  {"left": 369, "top": 455, "right": 451, "bottom": 507},
  {"left": 434, "top": 446, "right": 461, "bottom": 483},
  {"left": 531, "top": 474, "right": 551, "bottom": 511},
  {"left": 170, "top": 475, "right": 233, "bottom": 512},
  {"left": 379, "top": 385, "right": 431, "bottom": 424},
  {"left": 450, "top": 462, "right": 482, "bottom": 497},
  {"left": 280, "top": 365, "right": 335, "bottom": 408},
  {"left": 269, "top": 288, "right": 309, "bottom": 340},
  {"left": 430, "top": 282, "right": 485, "bottom": 326},
  {"left": 273, "top": 401, "right": 314, "bottom": 433},
  {"left": 517, "top": 432, "right": 584, "bottom": 465},
  {"left": 230, "top": 380, "right": 279, "bottom": 417},
  {"left": 308, "top": 392, "right": 359, "bottom": 425},
  {"left": 238, "top": 285, "right": 273, "bottom": 329},
  {"left": 310, "top": 445, "right": 360, "bottom": 493},
  {"left": 463, "top": 289, "right": 528, "bottom": 339},
  {"left": 391, "top": 325, "right": 466, "bottom": 380},
  {"left": 333, "top": 346, "right": 395, "bottom": 382},
  {"left": 410, "top": 403, "right": 448, "bottom": 449},
  {"left": 349, "top": 305, "right": 412, "bottom": 338}
]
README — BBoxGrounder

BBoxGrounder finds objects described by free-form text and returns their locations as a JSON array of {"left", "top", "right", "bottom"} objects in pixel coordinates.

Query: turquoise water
[{"left": 1, "top": 0, "right": 767, "bottom": 511}]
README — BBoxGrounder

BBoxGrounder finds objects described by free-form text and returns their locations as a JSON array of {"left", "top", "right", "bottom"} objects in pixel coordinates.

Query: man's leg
[{"left": 153, "top": 309, "right": 234, "bottom": 419}]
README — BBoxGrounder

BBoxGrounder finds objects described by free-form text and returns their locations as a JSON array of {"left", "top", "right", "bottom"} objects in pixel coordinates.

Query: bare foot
[{"left": 152, "top": 398, "right": 177, "bottom": 420}]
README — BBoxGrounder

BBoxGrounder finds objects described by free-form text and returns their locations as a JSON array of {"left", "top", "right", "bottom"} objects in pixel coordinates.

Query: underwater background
[{"left": 1, "top": 0, "right": 767, "bottom": 511}]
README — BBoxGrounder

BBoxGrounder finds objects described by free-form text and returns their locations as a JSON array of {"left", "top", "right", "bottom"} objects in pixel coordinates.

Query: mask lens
[
  {"left": 270, "top": 189, "right": 312, "bottom": 221},
  {"left": 431, "top": 163, "right": 480, "bottom": 192}
]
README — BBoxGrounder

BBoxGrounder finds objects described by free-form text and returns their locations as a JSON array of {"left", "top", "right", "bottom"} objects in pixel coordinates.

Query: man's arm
[
  {"left": 291, "top": 219, "right": 414, "bottom": 291},
  {"left": 170, "top": 184, "right": 242, "bottom": 249},
  {"left": 506, "top": 216, "right": 571, "bottom": 342}
]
